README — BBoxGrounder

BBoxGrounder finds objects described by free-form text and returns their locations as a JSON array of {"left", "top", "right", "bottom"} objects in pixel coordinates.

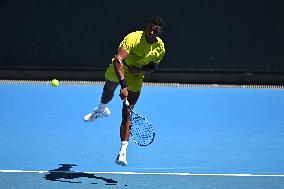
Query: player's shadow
[{"left": 44, "top": 164, "right": 118, "bottom": 185}]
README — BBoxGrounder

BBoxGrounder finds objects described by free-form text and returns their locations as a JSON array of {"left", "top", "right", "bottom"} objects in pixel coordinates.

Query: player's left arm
[
  {"left": 129, "top": 52, "right": 165, "bottom": 73},
  {"left": 140, "top": 62, "right": 159, "bottom": 73},
  {"left": 128, "top": 61, "right": 159, "bottom": 74}
]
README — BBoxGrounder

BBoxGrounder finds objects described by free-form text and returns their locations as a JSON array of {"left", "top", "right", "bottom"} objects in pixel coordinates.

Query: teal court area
[{"left": 0, "top": 82, "right": 284, "bottom": 188}]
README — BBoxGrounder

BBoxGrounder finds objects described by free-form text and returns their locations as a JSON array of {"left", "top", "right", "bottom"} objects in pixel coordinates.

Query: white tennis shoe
[
  {"left": 83, "top": 107, "right": 111, "bottom": 122},
  {"left": 115, "top": 152, "right": 128, "bottom": 166}
]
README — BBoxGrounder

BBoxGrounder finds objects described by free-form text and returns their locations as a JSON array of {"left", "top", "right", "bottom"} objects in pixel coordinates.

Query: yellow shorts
[{"left": 105, "top": 63, "right": 144, "bottom": 92}]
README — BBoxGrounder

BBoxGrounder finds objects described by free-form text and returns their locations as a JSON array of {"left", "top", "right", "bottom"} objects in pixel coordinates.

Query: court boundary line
[
  {"left": 0, "top": 170, "right": 284, "bottom": 177},
  {"left": 1, "top": 79, "right": 284, "bottom": 89}
]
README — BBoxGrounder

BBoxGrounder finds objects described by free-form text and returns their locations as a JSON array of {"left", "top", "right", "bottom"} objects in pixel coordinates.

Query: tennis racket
[{"left": 123, "top": 100, "right": 155, "bottom": 146}]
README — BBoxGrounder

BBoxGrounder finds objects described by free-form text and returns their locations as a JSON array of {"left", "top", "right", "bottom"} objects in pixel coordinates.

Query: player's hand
[{"left": 120, "top": 87, "right": 128, "bottom": 100}]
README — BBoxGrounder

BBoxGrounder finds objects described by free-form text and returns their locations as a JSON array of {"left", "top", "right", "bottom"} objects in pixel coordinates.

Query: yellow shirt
[
  {"left": 119, "top": 31, "right": 165, "bottom": 67},
  {"left": 105, "top": 30, "right": 166, "bottom": 92}
]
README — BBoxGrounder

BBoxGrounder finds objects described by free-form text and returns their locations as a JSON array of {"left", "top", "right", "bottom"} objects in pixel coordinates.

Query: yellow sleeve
[
  {"left": 153, "top": 40, "right": 166, "bottom": 64},
  {"left": 154, "top": 50, "right": 165, "bottom": 63},
  {"left": 118, "top": 32, "right": 140, "bottom": 54}
]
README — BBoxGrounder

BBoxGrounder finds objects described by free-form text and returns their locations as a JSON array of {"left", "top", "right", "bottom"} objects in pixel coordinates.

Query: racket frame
[{"left": 123, "top": 100, "right": 155, "bottom": 146}]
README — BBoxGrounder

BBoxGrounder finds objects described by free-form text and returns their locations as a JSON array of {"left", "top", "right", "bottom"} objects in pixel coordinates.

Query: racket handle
[{"left": 123, "top": 99, "right": 130, "bottom": 107}]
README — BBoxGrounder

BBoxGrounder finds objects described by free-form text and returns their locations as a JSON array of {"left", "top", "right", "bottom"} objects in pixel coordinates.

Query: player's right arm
[{"left": 114, "top": 47, "right": 128, "bottom": 100}]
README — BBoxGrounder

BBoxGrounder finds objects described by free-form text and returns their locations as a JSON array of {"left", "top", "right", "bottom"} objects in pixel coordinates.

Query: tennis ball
[{"left": 51, "top": 79, "right": 60, "bottom": 87}]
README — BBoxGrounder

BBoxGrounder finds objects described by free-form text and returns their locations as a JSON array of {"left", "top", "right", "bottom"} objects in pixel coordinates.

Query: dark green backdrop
[{"left": 0, "top": 0, "right": 283, "bottom": 84}]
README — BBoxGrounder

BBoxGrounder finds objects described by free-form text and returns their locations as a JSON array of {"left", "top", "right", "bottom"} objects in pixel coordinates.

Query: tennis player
[{"left": 84, "top": 16, "right": 165, "bottom": 166}]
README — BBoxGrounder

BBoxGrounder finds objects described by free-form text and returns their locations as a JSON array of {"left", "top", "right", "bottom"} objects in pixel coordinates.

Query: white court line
[{"left": 0, "top": 170, "right": 284, "bottom": 177}]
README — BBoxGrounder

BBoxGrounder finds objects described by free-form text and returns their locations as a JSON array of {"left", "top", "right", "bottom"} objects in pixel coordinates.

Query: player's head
[
  {"left": 149, "top": 16, "right": 164, "bottom": 28},
  {"left": 145, "top": 16, "right": 164, "bottom": 43}
]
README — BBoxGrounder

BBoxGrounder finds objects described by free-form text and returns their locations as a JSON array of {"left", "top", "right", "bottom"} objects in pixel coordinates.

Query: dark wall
[{"left": 0, "top": 0, "right": 283, "bottom": 83}]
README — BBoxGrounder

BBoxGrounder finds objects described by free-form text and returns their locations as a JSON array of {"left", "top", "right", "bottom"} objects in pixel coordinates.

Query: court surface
[{"left": 1, "top": 82, "right": 284, "bottom": 188}]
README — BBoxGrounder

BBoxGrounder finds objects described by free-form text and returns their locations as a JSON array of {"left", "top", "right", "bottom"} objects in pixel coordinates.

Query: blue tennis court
[{"left": 1, "top": 81, "right": 284, "bottom": 188}]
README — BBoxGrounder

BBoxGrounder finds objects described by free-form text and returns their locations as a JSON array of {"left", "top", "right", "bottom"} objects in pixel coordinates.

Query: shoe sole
[
  {"left": 115, "top": 160, "right": 127, "bottom": 166},
  {"left": 83, "top": 113, "right": 110, "bottom": 122}
]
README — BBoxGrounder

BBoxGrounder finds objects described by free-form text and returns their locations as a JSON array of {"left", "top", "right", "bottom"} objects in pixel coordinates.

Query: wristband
[{"left": 119, "top": 79, "right": 127, "bottom": 89}]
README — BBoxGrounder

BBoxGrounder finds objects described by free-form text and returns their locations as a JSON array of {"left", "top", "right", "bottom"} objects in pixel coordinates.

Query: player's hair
[{"left": 150, "top": 16, "right": 164, "bottom": 28}]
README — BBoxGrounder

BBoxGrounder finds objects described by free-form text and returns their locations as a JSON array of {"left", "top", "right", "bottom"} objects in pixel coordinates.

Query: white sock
[
  {"left": 98, "top": 102, "right": 107, "bottom": 110},
  {"left": 120, "top": 141, "right": 128, "bottom": 152}
]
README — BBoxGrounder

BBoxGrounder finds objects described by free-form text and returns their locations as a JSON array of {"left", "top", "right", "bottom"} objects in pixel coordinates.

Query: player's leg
[
  {"left": 115, "top": 90, "right": 140, "bottom": 166},
  {"left": 120, "top": 90, "right": 140, "bottom": 141},
  {"left": 83, "top": 79, "right": 118, "bottom": 122},
  {"left": 115, "top": 69, "right": 143, "bottom": 166}
]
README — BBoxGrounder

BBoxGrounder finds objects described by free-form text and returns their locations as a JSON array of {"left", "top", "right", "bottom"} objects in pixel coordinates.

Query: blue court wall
[{"left": 0, "top": 0, "right": 283, "bottom": 84}]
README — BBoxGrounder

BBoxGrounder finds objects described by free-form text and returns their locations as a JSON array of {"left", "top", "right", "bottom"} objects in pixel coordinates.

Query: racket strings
[{"left": 130, "top": 115, "right": 154, "bottom": 146}]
